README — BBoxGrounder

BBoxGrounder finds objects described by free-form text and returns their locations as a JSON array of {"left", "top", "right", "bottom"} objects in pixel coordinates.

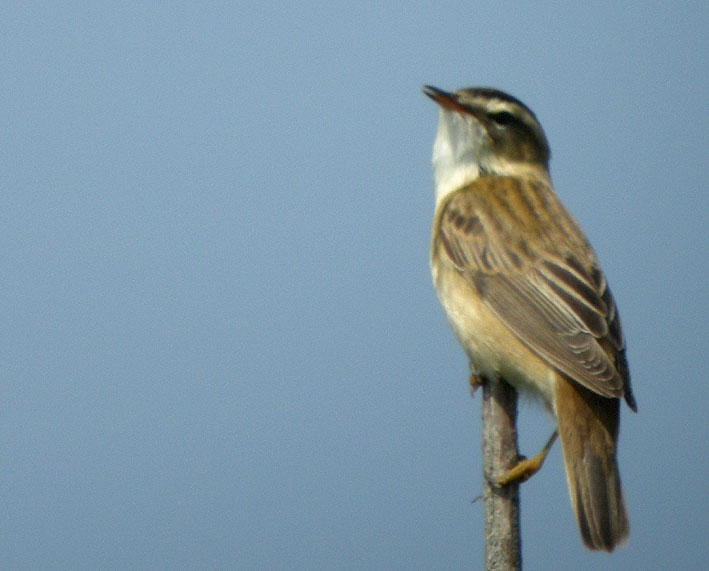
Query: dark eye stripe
[{"left": 491, "top": 111, "right": 515, "bottom": 126}]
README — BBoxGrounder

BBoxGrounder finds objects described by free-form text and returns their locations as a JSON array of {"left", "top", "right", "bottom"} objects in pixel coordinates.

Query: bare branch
[{"left": 481, "top": 377, "right": 522, "bottom": 570}]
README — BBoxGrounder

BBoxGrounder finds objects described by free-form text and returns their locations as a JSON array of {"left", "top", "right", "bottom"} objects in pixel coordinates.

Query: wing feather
[{"left": 437, "top": 176, "right": 634, "bottom": 405}]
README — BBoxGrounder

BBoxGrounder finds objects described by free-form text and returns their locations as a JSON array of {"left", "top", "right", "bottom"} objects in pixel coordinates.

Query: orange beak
[{"left": 422, "top": 85, "right": 470, "bottom": 115}]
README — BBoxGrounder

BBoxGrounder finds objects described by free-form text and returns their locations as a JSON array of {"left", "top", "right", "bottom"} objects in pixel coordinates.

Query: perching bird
[{"left": 424, "top": 85, "right": 636, "bottom": 552}]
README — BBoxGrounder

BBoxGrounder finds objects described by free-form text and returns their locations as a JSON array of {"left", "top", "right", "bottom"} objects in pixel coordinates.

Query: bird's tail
[{"left": 555, "top": 378, "right": 629, "bottom": 551}]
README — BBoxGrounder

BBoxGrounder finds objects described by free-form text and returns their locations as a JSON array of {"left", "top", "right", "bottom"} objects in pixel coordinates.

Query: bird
[{"left": 423, "top": 85, "right": 637, "bottom": 552}]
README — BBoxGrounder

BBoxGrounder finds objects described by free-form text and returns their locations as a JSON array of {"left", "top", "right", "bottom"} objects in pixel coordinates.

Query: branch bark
[{"left": 481, "top": 377, "right": 521, "bottom": 570}]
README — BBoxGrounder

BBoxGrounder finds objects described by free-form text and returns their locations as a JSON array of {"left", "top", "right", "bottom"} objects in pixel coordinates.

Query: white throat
[
  {"left": 430, "top": 109, "right": 549, "bottom": 207},
  {"left": 431, "top": 109, "right": 487, "bottom": 206}
]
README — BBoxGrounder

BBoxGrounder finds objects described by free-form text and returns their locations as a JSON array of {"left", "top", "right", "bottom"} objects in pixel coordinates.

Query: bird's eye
[{"left": 491, "top": 111, "right": 515, "bottom": 126}]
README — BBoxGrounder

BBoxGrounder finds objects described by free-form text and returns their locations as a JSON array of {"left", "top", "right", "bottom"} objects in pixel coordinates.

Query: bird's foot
[
  {"left": 469, "top": 372, "right": 485, "bottom": 396},
  {"left": 496, "top": 431, "right": 558, "bottom": 486}
]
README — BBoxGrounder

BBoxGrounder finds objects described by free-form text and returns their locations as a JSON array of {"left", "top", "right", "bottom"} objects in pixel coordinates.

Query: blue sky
[{"left": 2, "top": 3, "right": 707, "bottom": 569}]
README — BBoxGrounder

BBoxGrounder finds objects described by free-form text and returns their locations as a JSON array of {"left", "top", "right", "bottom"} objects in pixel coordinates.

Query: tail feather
[{"left": 555, "top": 377, "right": 629, "bottom": 551}]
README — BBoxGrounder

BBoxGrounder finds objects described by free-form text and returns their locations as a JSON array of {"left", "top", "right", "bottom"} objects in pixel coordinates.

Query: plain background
[{"left": 2, "top": 3, "right": 707, "bottom": 569}]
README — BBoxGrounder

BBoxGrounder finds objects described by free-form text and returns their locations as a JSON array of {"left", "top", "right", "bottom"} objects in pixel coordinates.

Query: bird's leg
[
  {"left": 496, "top": 430, "right": 558, "bottom": 486},
  {"left": 469, "top": 370, "right": 485, "bottom": 396}
]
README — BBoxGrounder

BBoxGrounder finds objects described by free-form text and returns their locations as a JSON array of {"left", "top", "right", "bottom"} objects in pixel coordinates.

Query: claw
[
  {"left": 469, "top": 372, "right": 485, "bottom": 396},
  {"left": 496, "top": 431, "right": 558, "bottom": 486}
]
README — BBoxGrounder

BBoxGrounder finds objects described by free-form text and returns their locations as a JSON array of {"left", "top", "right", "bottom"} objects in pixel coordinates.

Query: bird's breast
[{"left": 431, "top": 246, "right": 558, "bottom": 410}]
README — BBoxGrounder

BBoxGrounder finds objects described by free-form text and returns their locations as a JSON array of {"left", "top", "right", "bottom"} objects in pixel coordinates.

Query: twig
[{"left": 481, "top": 376, "right": 522, "bottom": 570}]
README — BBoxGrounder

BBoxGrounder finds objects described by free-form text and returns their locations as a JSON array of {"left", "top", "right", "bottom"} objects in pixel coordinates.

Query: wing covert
[{"left": 436, "top": 177, "right": 631, "bottom": 402}]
